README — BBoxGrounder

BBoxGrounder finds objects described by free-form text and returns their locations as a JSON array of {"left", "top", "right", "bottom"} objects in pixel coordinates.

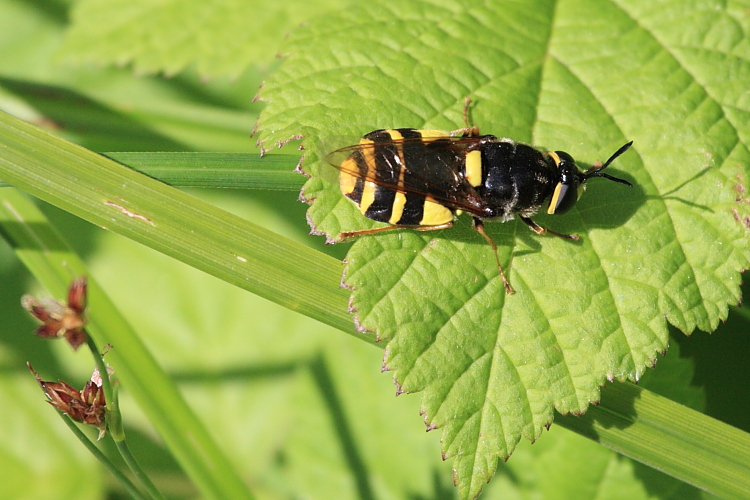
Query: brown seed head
[
  {"left": 28, "top": 363, "right": 107, "bottom": 438},
  {"left": 22, "top": 277, "right": 88, "bottom": 350}
]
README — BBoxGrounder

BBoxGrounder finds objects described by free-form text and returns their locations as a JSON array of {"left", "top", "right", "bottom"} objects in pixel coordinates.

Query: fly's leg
[
  {"left": 450, "top": 97, "right": 481, "bottom": 137},
  {"left": 341, "top": 219, "right": 515, "bottom": 295},
  {"left": 520, "top": 216, "right": 579, "bottom": 241},
  {"left": 340, "top": 222, "right": 454, "bottom": 240},
  {"left": 473, "top": 217, "right": 514, "bottom": 294}
]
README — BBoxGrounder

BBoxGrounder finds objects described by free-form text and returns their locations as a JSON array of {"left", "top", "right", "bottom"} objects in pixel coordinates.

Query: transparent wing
[{"left": 325, "top": 136, "right": 489, "bottom": 214}]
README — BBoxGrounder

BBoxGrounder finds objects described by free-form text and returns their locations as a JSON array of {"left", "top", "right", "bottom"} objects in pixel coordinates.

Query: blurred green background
[{"left": 1, "top": 1, "right": 748, "bottom": 499}]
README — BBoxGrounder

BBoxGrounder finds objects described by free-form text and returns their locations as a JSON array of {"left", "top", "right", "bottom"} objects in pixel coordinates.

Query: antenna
[{"left": 583, "top": 141, "right": 633, "bottom": 186}]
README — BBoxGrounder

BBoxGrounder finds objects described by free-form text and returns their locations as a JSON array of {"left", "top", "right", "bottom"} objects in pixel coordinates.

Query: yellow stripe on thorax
[
  {"left": 547, "top": 151, "right": 561, "bottom": 166},
  {"left": 465, "top": 150, "right": 483, "bottom": 187}
]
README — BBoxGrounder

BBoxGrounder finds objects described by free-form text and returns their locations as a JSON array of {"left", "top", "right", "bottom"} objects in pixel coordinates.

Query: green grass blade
[
  {"left": 0, "top": 152, "right": 305, "bottom": 190},
  {"left": 104, "top": 152, "right": 305, "bottom": 190},
  {"left": 0, "top": 188, "right": 254, "bottom": 500},
  {"left": 0, "top": 110, "right": 359, "bottom": 340},
  {"left": 558, "top": 382, "right": 750, "bottom": 499}
]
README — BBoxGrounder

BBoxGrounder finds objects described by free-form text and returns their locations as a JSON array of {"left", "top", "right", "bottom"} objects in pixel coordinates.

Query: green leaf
[
  {"left": 484, "top": 338, "right": 706, "bottom": 500},
  {"left": 0, "top": 0, "right": 264, "bottom": 154},
  {"left": 58, "top": 0, "right": 351, "bottom": 78},
  {"left": 256, "top": 0, "right": 750, "bottom": 497}
]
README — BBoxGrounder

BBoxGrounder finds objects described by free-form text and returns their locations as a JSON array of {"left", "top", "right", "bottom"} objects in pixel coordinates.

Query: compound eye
[
  {"left": 547, "top": 150, "right": 581, "bottom": 215},
  {"left": 554, "top": 151, "right": 576, "bottom": 165},
  {"left": 547, "top": 180, "right": 579, "bottom": 215}
]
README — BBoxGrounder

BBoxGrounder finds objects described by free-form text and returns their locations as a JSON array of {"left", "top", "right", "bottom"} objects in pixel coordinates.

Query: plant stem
[{"left": 58, "top": 413, "right": 148, "bottom": 500}]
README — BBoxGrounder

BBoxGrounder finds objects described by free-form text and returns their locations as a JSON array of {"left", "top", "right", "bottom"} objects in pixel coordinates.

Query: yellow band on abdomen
[
  {"left": 421, "top": 198, "right": 453, "bottom": 225},
  {"left": 360, "top": 181, "right": 377, "bottom": 214},
  {"left": 389, "top": 191, "right": 407, "bottom": 224}
]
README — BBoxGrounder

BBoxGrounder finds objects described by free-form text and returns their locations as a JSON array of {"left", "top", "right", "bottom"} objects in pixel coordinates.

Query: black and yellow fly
[{"left": 327, "top": 102, "right": 633, "bottom": 294}]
